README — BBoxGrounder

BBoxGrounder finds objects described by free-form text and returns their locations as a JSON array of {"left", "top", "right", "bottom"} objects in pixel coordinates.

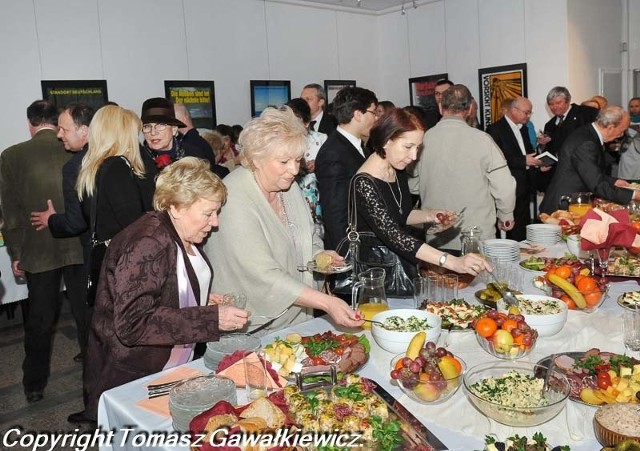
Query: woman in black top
[{"left": 352, "top": 107, "right": 491, "bottom": 280}]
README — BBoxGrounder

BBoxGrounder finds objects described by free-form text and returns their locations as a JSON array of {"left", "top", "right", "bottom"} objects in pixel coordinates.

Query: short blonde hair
[
  {"left": 77, "top": 105, "right": 144, "bottom": 200},
  {"left": 201, "top": 131, "right": 225, "bottom": 153},
  {"left": 238, "top": 106, "right": 307, "bottom": 170},
  {"left": 153, "top": 157, "right": 227, "bottom": 211}
]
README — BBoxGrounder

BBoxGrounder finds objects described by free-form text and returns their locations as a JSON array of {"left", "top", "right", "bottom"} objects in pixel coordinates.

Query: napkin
[
  {"left": 579, "top": 208, "right": 640, "bottom": 249},
  {"left": 135, "top": 367, "right": 204, "bottom": 418},
  {"left": 216, "top": 352, "right": 287, "bottom": 389}
]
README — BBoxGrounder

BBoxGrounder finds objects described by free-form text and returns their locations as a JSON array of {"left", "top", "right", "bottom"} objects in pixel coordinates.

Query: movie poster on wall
[{"left": 477, "top": 63, "right": 528, "bottom": 129}]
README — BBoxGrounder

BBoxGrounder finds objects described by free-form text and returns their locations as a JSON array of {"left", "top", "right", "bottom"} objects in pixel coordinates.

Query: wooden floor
[{"left": 0, "top": 298, "right": 96, "bottom": 451}]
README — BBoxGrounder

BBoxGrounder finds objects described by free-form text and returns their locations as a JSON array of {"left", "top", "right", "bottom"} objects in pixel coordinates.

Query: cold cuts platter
[
  {"left": 537, "top": 349, "right": 640, "bottom": 406},
  {"left": 262, "top": 331, "right": 370, "bottom": 380}
]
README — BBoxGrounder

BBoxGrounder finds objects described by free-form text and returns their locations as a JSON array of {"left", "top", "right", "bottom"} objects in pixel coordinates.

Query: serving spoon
[{"left": 486, "top": 270, "right": 520, "bottom": 309}]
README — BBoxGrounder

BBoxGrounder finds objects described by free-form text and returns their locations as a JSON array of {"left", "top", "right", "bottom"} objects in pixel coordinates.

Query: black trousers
[
  {"left": 23, "top": 264, "right": 89, "bottom": 392},
  {"left": 506, "top": 190, "right": 532, "bottom": 242}
]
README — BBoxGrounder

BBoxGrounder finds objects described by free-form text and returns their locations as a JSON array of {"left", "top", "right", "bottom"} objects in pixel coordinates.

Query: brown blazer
[{"left": 84, "top": 210, "right": 221, "bottom": 419}]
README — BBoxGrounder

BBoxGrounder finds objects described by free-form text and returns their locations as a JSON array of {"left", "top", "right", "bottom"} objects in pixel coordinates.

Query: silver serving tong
[
  {"left": 487, "top": 270, "right": 520, "bottom": 309},
  {"left": 361, "top": 318, "right": 385, "bottom": 327}
]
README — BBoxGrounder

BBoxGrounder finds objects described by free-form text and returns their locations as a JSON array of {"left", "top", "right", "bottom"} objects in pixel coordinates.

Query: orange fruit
[
  {"left": 394, "top": 358, "right": 404, "bottom": 371},
  {"left": 440, "top": 355, "right": 463, "bottom": 374},
  {"left": 577, "top": 277, "right": 597, "bottom": 293},
  {"left": 560, "top": 294, "right": 577, "bottom": 310},
  {"left": 555, "top": 265, "right": 572, "bottom": 279},
  {"left": 501, "top": 319, "right": 518, "bottom": 333},
  {"left": 584, "top": 290, "right": 602, "bottom": 307},
  {"left": 475, "top": 317, "right": 498, "bottom": 338},
  {"left": 574, "top": 274, "right": 585, "bottom": 285}
]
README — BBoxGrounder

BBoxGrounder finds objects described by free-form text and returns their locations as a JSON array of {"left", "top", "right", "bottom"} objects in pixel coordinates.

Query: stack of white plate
[
  {"left": 526, "top": 224, "right": 562, "bottom": 246},
  {"left": 482, "top": 239, "right": 520, "bottom": 263}
]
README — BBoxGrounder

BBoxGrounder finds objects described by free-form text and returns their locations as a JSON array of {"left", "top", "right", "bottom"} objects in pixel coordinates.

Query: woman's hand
[
  {"left": 426, "top": 209, "right": 456, "bottom": 225},
  {"left": 325, "top": 297, "right": 364, "bottom": 329},
  {"left": 217, "top": 304, "right": 250, "bottom": 331},
  {"left": 448, "top": 253, "right": 492, "bottom": 276}
]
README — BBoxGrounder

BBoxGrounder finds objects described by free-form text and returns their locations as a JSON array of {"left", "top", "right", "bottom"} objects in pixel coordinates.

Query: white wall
[
  {"left": 376, "top": 0, "right": 570, "bottom": 130},
  {"left": 0, "top": 0, "right": 629, "bottom": 153},
  {"left": 567, "top": 0, "right": 623, "bottom": 105}
]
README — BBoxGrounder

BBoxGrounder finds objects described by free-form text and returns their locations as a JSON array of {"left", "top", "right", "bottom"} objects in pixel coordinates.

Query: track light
[
  {"left": 413, "top": 1, "right": 417, "bottom": 8},
  {"left": 356, "top": 0, "right": 361, "bottom": 6},
  {"left": 401, "top": 1, "right": 406, "bottom": 15}
]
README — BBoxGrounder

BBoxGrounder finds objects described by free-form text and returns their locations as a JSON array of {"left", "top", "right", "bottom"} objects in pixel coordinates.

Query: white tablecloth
[
  {"left": 0, "top": 245, "right": 28, "bottom": 305},
  {"left": 98, "top": 242, "right": 634, "bottom": 451}
]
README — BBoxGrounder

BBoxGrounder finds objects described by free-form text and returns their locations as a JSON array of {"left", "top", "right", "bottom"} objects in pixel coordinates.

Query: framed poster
[
  {"left": 409, "top": 73, "right": 448, "bottom": 109},
  {"left": 165, "top": 80, "right": 216, "bottom": 129},
  {"left": 250, "top": 80, "right": 291, "bottom": 117},
  {"left": 324, "top": 80, "right": 356, "bottom": 104},
  {"left": 41, "top": 80, "right": 108, "bottom": 111},
  {"left": 477, "top": 63, "right": 527, "bottom": 129}
]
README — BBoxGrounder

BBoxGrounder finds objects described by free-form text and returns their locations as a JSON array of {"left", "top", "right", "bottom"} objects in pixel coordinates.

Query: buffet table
[{"left": 98, "top": 242, "right": 635, "bottom": 451}]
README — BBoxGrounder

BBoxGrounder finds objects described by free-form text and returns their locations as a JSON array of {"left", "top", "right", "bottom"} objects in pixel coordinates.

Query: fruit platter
[
  {"left": 390, "top": 334, "right": 465, "bottom": 404},
  {"left": 421, "top": 298, "right": 487, "bottom": 331},
  {"left": 261, "top": 331, "right": 370, "bottom": 378},
  {"left": 473, "top": 310, "right": 538, "bottom": 359},
  {"left": 532, "top": 263, "right": 608, "bottom": 312},
  {"left": 538, "top": 349, "right": 640, "bottom": 406}
]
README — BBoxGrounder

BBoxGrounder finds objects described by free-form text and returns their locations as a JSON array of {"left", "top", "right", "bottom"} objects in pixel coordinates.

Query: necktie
[
  {"left": 557, "top": 115, "right": 564, "bottom": 127},
  {"left": 308, "top": 120, "right": 316, "bottom": 132}
]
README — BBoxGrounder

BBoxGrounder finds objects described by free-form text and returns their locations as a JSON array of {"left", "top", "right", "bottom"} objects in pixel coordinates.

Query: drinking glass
[
  {"left": 425, "top": 274, "right": 440, "bottom": 303},
  {"left": 243, "top": 352, "right": 270, "bottom": 401},
  {"left": 413, "top": 276, "right": 426, "bottom": 309},
  {"left": 624, "top": 309, "right": 640, "bottom": 352},
  {"left": 595, "top": 247, "right": 611, "bottom": 278},
  {"left": 222, "top": 292, "right": 247, "bottom": 309},
  {"left": 442, "top": 274, "right": 458, "bottom": 301}
]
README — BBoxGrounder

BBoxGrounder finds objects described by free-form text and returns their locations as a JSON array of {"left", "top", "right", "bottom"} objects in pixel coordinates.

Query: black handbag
[{"left": 334, "top": 173, "right": 415, "bottom": 298}]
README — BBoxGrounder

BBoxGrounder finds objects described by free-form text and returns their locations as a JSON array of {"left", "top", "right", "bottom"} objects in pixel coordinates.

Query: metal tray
[{"left": 293, "top": 367, "right": 448, "bottom": 450}]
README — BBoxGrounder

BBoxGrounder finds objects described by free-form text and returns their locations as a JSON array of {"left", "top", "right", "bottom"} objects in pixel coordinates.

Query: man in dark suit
[
  {"left": 487, "top": 97, "right": 544, "bottom": 241},
  {"left": 301, "top": 83, "right": 338, "bottom": 135},
  {"left": 0, "top": 100, "right": 86, "bottom": 403},
  {"left": 30, "top": 103, "right": 94, "bottom": 367},
  {"left": 540, "top": 106, "right": 637, "bottom": 213},
  {"left": 315, "top": 86, "right": 378, "bottom": 252},
  {"left": 536, "top": 86, "right": 599, "bottom": 191}
]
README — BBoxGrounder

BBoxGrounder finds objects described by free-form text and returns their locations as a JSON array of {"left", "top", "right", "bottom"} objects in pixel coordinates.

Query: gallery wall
[{"left": 0, "top": 0, "right": 632, "bottom": 154}]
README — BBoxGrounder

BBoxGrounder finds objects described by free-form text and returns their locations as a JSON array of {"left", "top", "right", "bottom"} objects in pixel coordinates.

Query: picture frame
[
  {"left": 250, "top": 80, "right": 291, "bottom": 117},
  {"left": 165, "top": 80, "right": 216, "bottom": 129},
  {"left": 409, "top": 73, "right": 448, "bottom": 110},
  {"left": 41, "top": 80, "right": 108, "bottom": 111},
  {"left": 324, "top": 80, "right": 356, "bottom": 104},
  {"left": 477, "top": 63, "right": 528, "bottom": 129}
]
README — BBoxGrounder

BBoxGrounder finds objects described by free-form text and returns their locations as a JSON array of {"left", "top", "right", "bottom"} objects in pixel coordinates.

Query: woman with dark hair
[
  {"left": 215, "top": 124, "right": 240, "bottom": 168},
  {"left": 351, "top": 107, "right": 490, "bottom": 288}
]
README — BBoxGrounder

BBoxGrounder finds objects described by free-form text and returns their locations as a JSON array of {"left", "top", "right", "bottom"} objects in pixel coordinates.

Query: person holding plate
[
  {"left": 351, "top": 107, "right": 491, "bottom": 291},
  {"left": 205, "top": 107, "right": 363, "bottom": 334}
]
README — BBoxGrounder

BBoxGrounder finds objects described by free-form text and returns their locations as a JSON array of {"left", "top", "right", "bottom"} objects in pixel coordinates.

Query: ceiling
[{"left": 271, "top": 0, "right": 414, "bottom": 13}]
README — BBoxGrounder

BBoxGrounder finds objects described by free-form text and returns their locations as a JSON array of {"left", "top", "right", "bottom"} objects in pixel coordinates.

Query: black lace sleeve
[{"left": 352, "top": 173, "right": 422, "bottom": 262}]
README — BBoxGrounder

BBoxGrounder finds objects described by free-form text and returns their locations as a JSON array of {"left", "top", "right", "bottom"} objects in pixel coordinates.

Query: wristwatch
[{"left": 438, "top": 252, "right": 448, "bottom": 267}]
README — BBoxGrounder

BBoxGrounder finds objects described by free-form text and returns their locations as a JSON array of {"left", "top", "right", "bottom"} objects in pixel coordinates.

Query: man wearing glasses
[
  {"left": 316, "top": 86, "right": 378, "bottom": 254},
  {"left": 487, "top": 97, "right": 544, "bottom": 241}
]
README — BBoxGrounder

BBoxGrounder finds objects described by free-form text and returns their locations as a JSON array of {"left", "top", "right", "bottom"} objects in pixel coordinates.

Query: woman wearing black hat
[{"left": 140, "top": 97, "right": 228, "bottom": 179}]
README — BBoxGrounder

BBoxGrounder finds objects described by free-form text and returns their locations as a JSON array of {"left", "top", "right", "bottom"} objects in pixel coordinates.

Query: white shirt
[
  {"left": 505, "top": 115, "right": 527, "bottom": 156},
  {"left": 336, "top": 126, "right": 365, "bottom": 158},
  {"left": 310, "top": 110, "right": 324, "bottom": 131},
  {"left": 187, "top": 246, "right": 211, "bottom": 306}
]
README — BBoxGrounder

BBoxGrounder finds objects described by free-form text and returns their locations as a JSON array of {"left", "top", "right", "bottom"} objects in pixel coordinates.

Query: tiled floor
[{"left": 0, "top": 297, "right": 96, "bottom": 451}]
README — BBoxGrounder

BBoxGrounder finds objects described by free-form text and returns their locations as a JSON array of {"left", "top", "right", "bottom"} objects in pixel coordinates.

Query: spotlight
[
  {"left": 357, "top": 0, "right": 362, "bottom": 6},
  {"left": 401, "top": 2, "right": 406, "bottom": 15},
  {"left": 413, "top": 1, "right": 417, "bottom": 8}
]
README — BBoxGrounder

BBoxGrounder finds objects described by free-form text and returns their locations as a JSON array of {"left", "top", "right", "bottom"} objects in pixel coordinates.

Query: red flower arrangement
[{"left": 154, "top": 154, "right": 173, "bottom": 170}]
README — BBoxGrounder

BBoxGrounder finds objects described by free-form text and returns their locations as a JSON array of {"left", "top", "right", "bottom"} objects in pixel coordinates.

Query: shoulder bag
[{"left": 334, "top": 173, "right": 415, "bottom": 298}]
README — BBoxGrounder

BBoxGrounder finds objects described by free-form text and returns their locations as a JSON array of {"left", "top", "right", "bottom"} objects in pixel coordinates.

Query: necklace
[{"left": 385, "top": 176, "right": 403, "bottom": 215}]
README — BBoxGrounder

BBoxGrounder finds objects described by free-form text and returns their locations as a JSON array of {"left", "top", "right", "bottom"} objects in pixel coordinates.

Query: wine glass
[{"left": 595, "top": 247, "right": 611, "bottom": 278}]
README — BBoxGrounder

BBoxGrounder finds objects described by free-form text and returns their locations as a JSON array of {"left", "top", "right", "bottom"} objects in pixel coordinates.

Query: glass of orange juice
[{"left": 568, "top": 202, "right": 592, "bottom": 218}]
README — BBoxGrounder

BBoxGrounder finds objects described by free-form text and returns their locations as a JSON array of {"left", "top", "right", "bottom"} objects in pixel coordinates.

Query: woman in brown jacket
[{"left": 74, "top": 158, "right": 249, "bottom": 423}]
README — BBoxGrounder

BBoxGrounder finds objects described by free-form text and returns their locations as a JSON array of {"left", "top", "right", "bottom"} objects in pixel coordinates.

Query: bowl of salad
[
  {"left": 371, "top": 309, "right": 441, "bottom": 353},
  {"left": 464, "top": 361, "right": 571, "bottom": 427},
  {"left": 497, "top": 295, "right": 568, "bottom": 337}
]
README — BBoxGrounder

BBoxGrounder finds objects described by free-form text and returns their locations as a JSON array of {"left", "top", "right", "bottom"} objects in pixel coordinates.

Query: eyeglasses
[
  {"left": 364, "top": 109, "right": 378, "bottom": 117},
  {"left": 513, "top": 106, "right": 532, "bottom": 116},
  {"left": 142, "top": 123, "right": 168, "bottom": 134}
]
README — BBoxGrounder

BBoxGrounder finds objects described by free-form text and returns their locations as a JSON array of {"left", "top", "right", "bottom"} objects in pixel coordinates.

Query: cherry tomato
[
  {"left": 311, "top": 356, "right": 326, "bottom": 366},
  {"left": 597, "top": 371, "right": 612, "bottom": 390}
]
